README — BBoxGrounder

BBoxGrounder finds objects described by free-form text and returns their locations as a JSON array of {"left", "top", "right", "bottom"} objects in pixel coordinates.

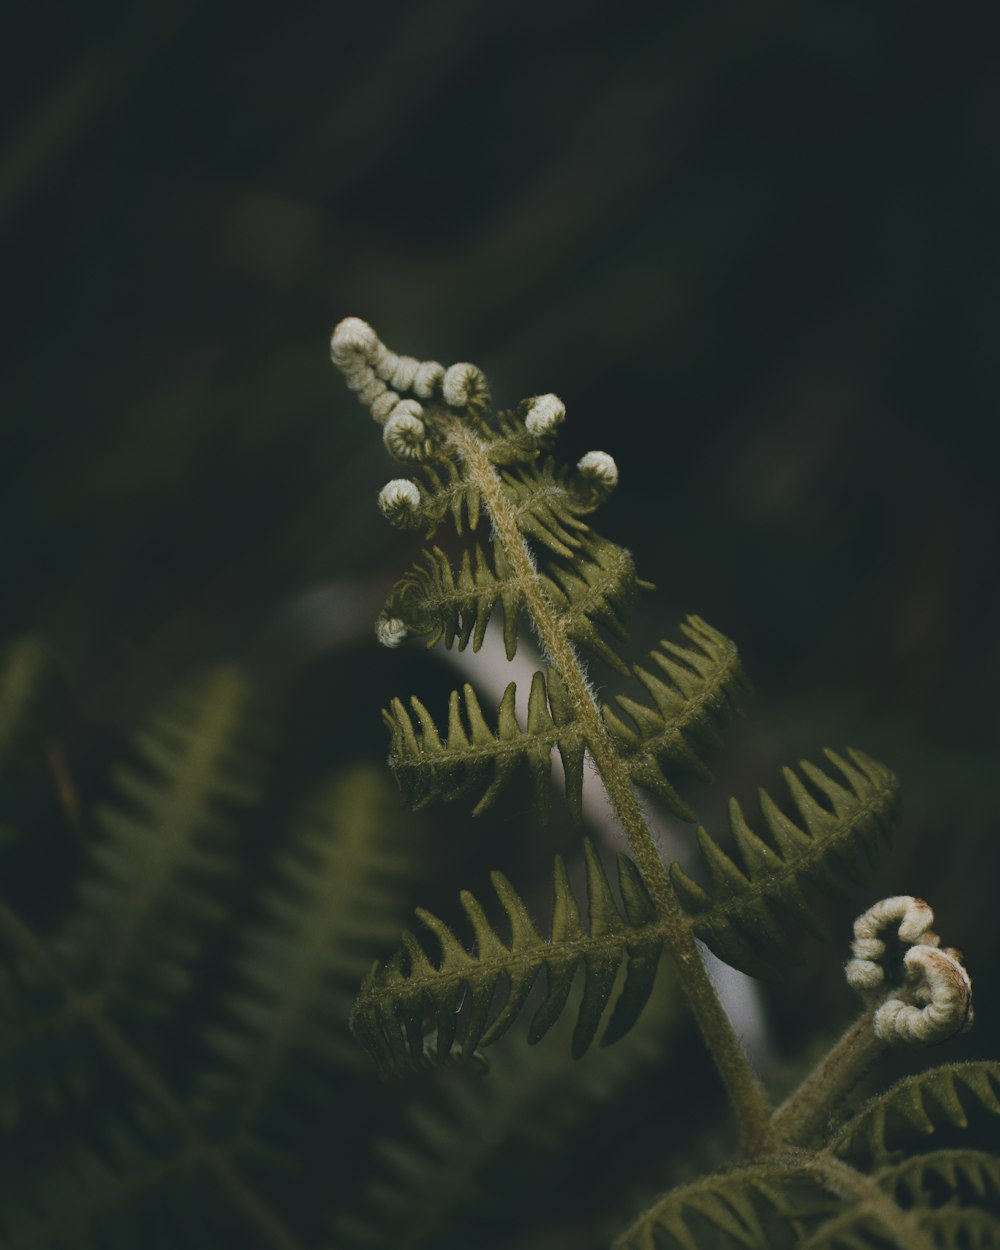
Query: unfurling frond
[
  {"left": 614, "top": 1161, "right": 817, "bottom": 1250},
  {"left": 602, "top": 616, "right": 748, "bottom": 821},
  {"left": 62, "top": 668, "right": 273, "bottom": 1021},
  {"left": 380, "top": 533, "right": 642, "bottom": 670},
  {"left": 383, "top": 669, "right": 585, "bottom": 821},
  {"left": 350, "top": 839, "right": 665, "bottom": 1074},
  {"left": 668, "top": 748, "right": 901, "bottom": 977},
  {"left": 832, "top": 1062, "right": 1000, "bottom": 1168}
]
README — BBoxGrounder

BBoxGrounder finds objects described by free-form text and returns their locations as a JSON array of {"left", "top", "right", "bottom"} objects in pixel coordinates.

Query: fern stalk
[
  {"left": 445, "top": 416, "right": 773, "bottom": 1150},
  {"left": 769, "top": 1007, "right": 884, "bottom": 1147}
]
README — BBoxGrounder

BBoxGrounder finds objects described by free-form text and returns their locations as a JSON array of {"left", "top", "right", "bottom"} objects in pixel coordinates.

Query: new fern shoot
[{"left": 331, "top": 317, "right": 999, "bottom": 1249}]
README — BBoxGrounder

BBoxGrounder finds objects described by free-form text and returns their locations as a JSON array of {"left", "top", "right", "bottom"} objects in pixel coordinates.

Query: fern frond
[
  {"left": 832, "top": 1062, "right": 1000, "bottom": 1168},
  {"left": 351, "top": 839, "right": 665, "bottom": 1073},
  {"left": 381, "top": 534, "right": 642, "bottom": 672},
  {"left": 798, "top": 1196, "right": 1000, "bottom": 1250},
  {"left": 191, "top": 767, "right": 415, "bottom": 1141},
  {"left": 914, "top": 1208, "right": 1000, "bottom": 1250},
  {"left": 876, "top": 1148, "right": 1000, "bottom": 1208},
  {"left": 613, "top": 1161, "right": 818, "bottom": 1250},
  {"left": 340, "top": 977, "right": 674, "bottom": 1249},
  {"left": 61, "top": 667, "right": 273, "bottom": 1022},
  {"left": 380, "top": 538, "right": 525, "bottom": 659},
  {"left": 602, "top": 616, "right": 748, "bottom": 820},
  {"left": 383, "top": 668, "right": 586, "bottom": 820},
  {"left": 669, "top": 748, "right": 901, "bottom": 976}
]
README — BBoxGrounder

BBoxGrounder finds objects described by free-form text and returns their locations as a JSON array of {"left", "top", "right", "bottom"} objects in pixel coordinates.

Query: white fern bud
[
  {"left": 442, "top": 362, "right": 489, "bottom": 413},
  {"left": 874, "top": 946, "right": 974, "bottom": 1045},
  {"left": 377, "top": 478, "right": 422, "bottom": 525},
  {"left": 383, "top": 403, "right": 426, "bottom": 461},
  {"left": 376, "top": 615, "right": 408, "bottom": 648},
  {"left": 412, "top": 360, "right": 445, "bottom": 398},
  {"left": 524, "top": 393, "right": 566, "bottom": 438},
  {"left": 845, "top": 895, "right": 973, "bottom": 1046},
  {"left": 330, "top": 316, "right": 379, "bottom": 366},
  {"left": 844, "top": 895, "right": 938, "bottom": 993},
  {"left": 577, "top": 450, "right": 618, "bottom": 493}
]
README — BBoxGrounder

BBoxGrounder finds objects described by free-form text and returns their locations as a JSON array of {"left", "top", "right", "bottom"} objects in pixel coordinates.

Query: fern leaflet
[
  {"left": 832, "top": 1062, "right": 1000, "bottom": 1167},
  {"left": 381, "top": 533, "right": 643, "bottom": 672},
  {"left": 669, "top": 748, "right": 901, "bottom": 976},
  {"left": 603, "top": 615, "right": 748, "bottom": 819},
  {"left": 383, "top": 668, "right": 586, "bottom": 820},
  {"left": 351, "top": 839, "right": 666, "bottom": 1073},
  {"left": 613, "top": 1161, "right": 818, "bottom": 1250}
]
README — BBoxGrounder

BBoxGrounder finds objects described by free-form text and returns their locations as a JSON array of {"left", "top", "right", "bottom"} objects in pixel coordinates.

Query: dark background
[{"left": 2, "top": 0, "right": 998, "bottom": 1242}]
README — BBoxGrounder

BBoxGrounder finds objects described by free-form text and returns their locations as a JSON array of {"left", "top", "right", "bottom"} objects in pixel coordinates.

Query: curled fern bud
[
  {"left": 845, "top": 895, "right": 974, "bottom": 1046},
  {"left": 577, "top": 450, "right": 619, "bottom": 494},
  {"left": 383, "top": 403, "right": 427, "bottom": 461},
  {"left": 377, "top": 478, "right": 422, "bottom": 526},
  {"left": 376, "top": 615, "right": 408, "bottom": 648},
  {"left": 330, "top": 316, "right": 378, "bottom": 366},
  {"left": 845, "top": 895, "right": 939, "bottom": 993},
  {"left": 412, "top": 360, "right": 445, "bottom": 398},
  {"left": 524, "top": 393, "right": 566, "bottom": 439},
  {"left": 442, "top": 362, "right": 490, "bottom": 415},
  {"left": 874, "top": 946, "right": 974, "bottom": 1044}
]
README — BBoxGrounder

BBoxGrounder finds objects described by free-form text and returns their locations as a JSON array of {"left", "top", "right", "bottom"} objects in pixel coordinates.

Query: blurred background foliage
[{"left": 1, "top": 0, "right": 998, "bottom": 1243}]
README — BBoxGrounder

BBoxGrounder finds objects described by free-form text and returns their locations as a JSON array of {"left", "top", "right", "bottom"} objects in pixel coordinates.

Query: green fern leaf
[
  {"left": 914, "top": 1208, "right": 1000, "bottom": 1250},
  {"left": 540, "top": 535, "right": 647, "bottom": 675},
  {"left": 381, "top": 537, "right": 525, "bottom": 659},
  {"left": 191, "top": 767, "right": 415, "bottom": 1141},
  {"left": 613, "top": 1161, "right": 819, "bottom": 1250},
  {"left": 500, "top": 459, "right": 603, "bottom": 556},
  {"left": 832, "top": 1062, "right": 1000, "bottom": 1168},
  {"left": 60, "top": 667, "right": 273, "bottom": 1022},
  {"left": 383, "top": 667, "right": 586, "bottom": 820},
  {"left": 381, "top": 533, "right": 643, "bottom": 672},
  {"left": 876, "top": 1148, "right": 1000, "bottom": 1208},
  {"left": 797, "top": 1195, "right": 1000, "bottom": 1250},
  {"left": 669, "top": 748, "right": 901, "bottom": 976},
  {"left": 602, "top": 616, "right": 748, "bottom": 821},
  {"left": 350, "top": 839, "right": 665, "bottom": 1074}
]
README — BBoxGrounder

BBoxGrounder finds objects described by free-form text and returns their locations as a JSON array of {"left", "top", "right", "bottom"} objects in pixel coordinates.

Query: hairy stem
[
  {"left": 0, "top": 900, "right": 305, "bottom": 1250},
  {"left": 770, "top": 1008, "right": 885, "bottom": 1147},
  {"left": 447, "top": 419, "right": 772, "bottom": 1150}
]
